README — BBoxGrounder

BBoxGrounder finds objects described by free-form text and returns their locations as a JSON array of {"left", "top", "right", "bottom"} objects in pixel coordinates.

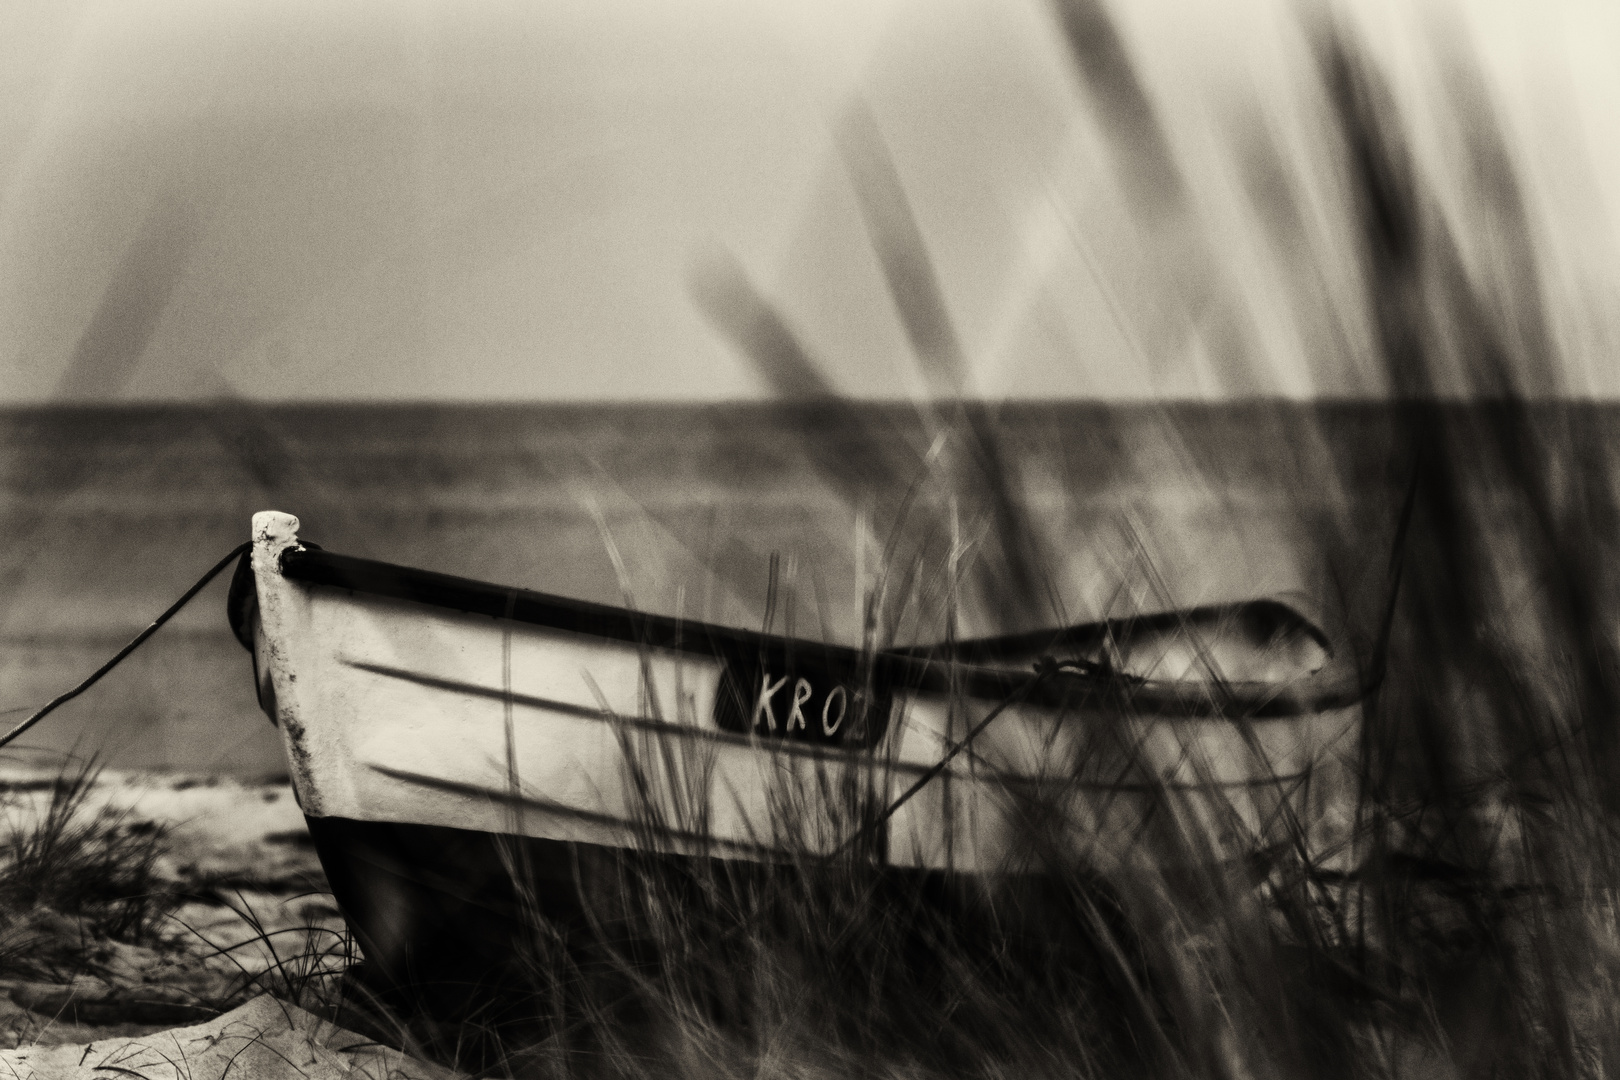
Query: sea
[{"left": 0, "top": 400, "right": 1564, "bottom": 775}]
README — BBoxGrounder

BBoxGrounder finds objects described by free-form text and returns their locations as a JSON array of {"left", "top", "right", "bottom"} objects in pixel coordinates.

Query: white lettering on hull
[
  {"left": 822, "top": 685, "right": 847, "bottom": 736},
  {"left": 786, "top": 678, "right": 813, "bottom": 732},
  {"left": 753, "top": 672, "right": 788, "bottom": 731}
]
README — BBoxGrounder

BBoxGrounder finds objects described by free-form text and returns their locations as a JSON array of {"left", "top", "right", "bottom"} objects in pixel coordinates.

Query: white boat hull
[{"left": 244, "top": 510, "right": 1364, "bottom": 877}]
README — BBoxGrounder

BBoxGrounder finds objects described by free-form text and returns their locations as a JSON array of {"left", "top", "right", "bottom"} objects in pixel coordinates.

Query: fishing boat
[{"left": 228, "top": 509, "right": 1369, "bottom": 1030}]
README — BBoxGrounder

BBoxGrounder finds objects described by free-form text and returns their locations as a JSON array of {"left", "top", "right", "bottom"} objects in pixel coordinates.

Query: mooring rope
[{"left": 0, "top": 542, "right": 252, "bottom": 752}]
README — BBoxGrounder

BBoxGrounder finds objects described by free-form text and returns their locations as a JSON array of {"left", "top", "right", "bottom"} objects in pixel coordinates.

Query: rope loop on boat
[
  {"left": 830, "top": 657, "right": 1070, "bottom": 859},
  {"left": 0, "top": 542, "right": 253, "bottom": 752},
  {"left": 831, "top": 652, "right": 1148, "bottom": 860}
]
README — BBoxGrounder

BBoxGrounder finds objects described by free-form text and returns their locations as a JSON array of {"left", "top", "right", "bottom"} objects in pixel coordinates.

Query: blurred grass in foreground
[{"left": 311, "top": 6, "right": 1620, "bottom": 1079}]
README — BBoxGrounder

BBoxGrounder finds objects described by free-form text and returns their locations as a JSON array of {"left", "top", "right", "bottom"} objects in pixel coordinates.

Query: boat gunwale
[{"left": 259, "top": 546, "right": 1373, "bottom": 719}]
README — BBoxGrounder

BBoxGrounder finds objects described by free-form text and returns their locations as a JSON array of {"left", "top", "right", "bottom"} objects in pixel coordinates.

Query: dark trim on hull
[
  {"left": 264, "top": 547, "right": 1368, "bottom": 718},
  {"left": 304, "top": 814, "right": 1145, "bottom": 1063},
  {"left": 282, "top": 547, "right": 804, "bottom": 661}
]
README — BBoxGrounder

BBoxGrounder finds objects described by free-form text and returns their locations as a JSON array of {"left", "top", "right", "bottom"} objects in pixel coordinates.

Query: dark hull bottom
[{"left": 306, "top": 815, "right": 1142, "bottom": 1067}]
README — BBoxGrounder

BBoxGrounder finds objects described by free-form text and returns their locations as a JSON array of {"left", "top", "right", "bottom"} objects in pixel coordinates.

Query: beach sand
[{"left": 0, "top": 762, "right": 349, "bottom": 1051}]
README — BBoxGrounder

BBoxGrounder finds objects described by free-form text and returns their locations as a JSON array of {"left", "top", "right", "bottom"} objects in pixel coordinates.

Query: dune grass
[
  {"left": 0, "top": 759, "right": 358, "bottom": 1036},
  {"left": 0, "top": 756, "right": 175, "bottom": 979},
  {"left": 313, "top": 415, "right": 1615, "bottom": 1080}
]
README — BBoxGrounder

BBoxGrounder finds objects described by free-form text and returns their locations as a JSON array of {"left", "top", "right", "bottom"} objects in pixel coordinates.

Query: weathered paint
[{"left": 251, "top": 512, "right": 319, "bottom": 810}]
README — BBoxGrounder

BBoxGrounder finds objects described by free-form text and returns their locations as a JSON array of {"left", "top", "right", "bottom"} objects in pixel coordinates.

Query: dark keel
[
  {"left": 305, "top": 815, "right": 1144, "bottom": 1064},
  {"left": 305, "top": 815, "right": 633, "bottom": 1042}
]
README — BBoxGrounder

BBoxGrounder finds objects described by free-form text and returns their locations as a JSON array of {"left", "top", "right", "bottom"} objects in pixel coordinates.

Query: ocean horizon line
[{"left": 6, "top": 396, "right": 1620, "bottom": 415}]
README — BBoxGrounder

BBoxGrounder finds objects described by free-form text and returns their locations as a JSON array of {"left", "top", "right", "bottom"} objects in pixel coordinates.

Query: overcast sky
[{"left": 3, "top": 0, "right": 1618, "bottom": 403}]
